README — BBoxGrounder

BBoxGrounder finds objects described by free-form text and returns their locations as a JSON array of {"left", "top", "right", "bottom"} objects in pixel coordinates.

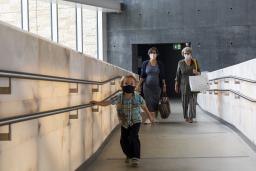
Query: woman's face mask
[
  {"left": 149, "top": 52, "right": 157, "bottom": 59},
  {"left": 184, "top": 53, "right": 192, "bottom": 61}
]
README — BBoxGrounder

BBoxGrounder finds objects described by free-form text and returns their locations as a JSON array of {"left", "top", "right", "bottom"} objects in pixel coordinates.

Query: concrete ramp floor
[{"left": 78, "top": 100, "right": 256, "bottom": 171}]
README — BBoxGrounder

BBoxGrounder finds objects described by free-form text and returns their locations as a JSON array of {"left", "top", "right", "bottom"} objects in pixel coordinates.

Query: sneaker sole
[{"left": 131, "top": 163, "right": 138, "bottom": 167}]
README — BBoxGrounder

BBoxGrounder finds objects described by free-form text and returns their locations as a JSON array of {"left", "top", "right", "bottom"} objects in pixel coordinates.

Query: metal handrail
[
  {"left": 209, "top": 75, "right": 256, "bottom": 83},
  {"left": 207, "top": 89, "right": 256, "bottom": 102},
  {"left": 0, "top": 90, "right": 122, "bottom": 126},
  {"left": 0, "top": 69, "right": 122, "bottom": 85}
]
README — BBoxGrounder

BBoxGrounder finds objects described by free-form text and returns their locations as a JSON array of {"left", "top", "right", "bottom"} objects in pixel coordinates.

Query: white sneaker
[
  {"left": 144, "top": 118, "right": 151, "bottom": 124},
  {"left": 131, "top": 158, "right": 139, "bottom": 167}
]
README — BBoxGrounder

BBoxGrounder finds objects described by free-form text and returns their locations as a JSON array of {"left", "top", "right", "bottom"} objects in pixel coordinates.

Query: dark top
[{"left": 140, "top": 60, "right": 166, "bottom": 88}]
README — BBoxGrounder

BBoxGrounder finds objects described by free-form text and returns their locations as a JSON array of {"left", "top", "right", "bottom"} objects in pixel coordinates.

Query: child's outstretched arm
[
  {"left": 90, "top": 93, "right": 121, "bottom": 106},
  {"left": 141, "top": 104, "right": 155, "bottom": 123},
  {"left": 90, "top": 100, "right": 111, "bottom": 106}
]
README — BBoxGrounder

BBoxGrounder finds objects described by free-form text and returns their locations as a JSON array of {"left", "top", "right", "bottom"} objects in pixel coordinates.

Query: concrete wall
[
  {"left": 107, "top": 0, "right": 256, "bottom": 72},
  {"left": 0, "top": 21, "right": 131, "bottom": 171},
  {"left": 198, "top": 59, "right": 256, "bottom": 146}
]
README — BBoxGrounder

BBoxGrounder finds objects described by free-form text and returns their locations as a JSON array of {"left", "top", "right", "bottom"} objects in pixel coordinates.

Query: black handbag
[{"left": 158, "top": 93, "right": 171, "bottom": 119}]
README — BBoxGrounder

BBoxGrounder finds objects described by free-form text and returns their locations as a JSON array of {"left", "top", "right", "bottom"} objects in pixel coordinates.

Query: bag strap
[{"left": 193, "top": 58, "right": 198, "bottom": 71}]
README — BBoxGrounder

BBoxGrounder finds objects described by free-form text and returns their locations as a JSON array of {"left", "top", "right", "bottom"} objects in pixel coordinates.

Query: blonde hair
[
  {"left": 120, "top": 74, "right": 137, "bottom": 87},
  {"left": 181, "top": 47, "right": 192, "bottom": 56}
]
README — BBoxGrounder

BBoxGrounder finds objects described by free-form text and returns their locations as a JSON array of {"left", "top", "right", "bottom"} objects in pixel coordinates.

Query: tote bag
[{"left": 189, "top": 74, "right": 210, "bottom": 92}]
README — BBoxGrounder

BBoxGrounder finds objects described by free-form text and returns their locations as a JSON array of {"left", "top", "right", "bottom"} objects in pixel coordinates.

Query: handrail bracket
[
  {"left": 92, "top": 105, "right": 99, "bottom": 112},
  {"left": 69, "top": 83, "right": 79, "bottom": 93},
  {"left": 0, "top": 124, "right": 11, "bottom": 141},
  {"left": 69, "top": 110, "right": 79, "bottom": 119},
  {"left": 92, "top": 85, "right": 99, "bottom": 92},
  {"left": 110, "top": 80, "right": 115, "bottom": 85},
  {"left": 0, "top": 77, "right": 11, "bottom": 94}
]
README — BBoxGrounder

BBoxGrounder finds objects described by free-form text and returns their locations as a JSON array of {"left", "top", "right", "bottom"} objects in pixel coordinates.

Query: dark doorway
[{"left": 132, "top": 43, "right": 188, "bottom": 98}]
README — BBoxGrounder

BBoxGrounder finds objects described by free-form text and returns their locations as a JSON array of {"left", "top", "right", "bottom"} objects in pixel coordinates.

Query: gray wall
[{"left": 107, "top": 0, "right": 256, "bottom": 72}]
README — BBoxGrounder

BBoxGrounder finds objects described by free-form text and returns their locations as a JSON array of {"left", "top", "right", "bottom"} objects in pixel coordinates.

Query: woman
[
  {"left": 175, "top": 47, "right": 200, "bottom": 123},
  {"left": 137, "top": 47, "right": 166, "bottom": 123}
]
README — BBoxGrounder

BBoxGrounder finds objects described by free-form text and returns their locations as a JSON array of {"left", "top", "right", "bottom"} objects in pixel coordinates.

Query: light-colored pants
[{"left": 181, "top": 93, "right": 197, "bottom": 119}]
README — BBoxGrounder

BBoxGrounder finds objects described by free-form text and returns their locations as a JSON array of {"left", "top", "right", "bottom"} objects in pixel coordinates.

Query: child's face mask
[
  {"left": 122, "top": 77, "right": 136, "bottom": 93},
  {"left": 122, "top": 85, "right": 135, "bottom": 93}
]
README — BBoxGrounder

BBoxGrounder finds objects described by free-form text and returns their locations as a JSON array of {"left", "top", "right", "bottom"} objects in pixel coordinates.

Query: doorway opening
[{"left": 132, "top": 43, "right": 189, "bottom": 98}]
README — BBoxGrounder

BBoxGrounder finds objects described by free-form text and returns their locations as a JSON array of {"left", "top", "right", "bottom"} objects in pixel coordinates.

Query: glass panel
[
  {"left": 51, "top": 2, "right": 58, "bottom": 42},
  {"left": 0, "top": 0, "right": 21, "bottom": 28},
  {"left": 21, "top": 0, "right": 29, "bottom": 31},
  {"left": 58, "top": 2, "right": 76, "bottom": 50},
  {"left": 97, "top": 10, "right": 103, "bottom": 60},
  {"left": 83, "top": 6, "right": 98, "bottom": 58},
  {"left": 76, "top": 6, "right": 83, "bottom": 52},
  {"left": 29, "top": 0, "right": 51, "bottom": 39}
]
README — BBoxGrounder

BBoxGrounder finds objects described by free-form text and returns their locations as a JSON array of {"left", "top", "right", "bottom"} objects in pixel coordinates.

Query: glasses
[{"left": 184, "top": 52, "right": 191, "bottom": 55}]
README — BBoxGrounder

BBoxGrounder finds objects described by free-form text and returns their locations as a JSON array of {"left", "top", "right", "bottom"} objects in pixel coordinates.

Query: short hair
[
  {"left": 120, "top": 74, "right": 138, "bottom": 87},
  {"left": 148, "top": 47, "right": 159, "bottom": 55},
  {"left": 181, "top": 47, "right": 192, "bottom": 56}
]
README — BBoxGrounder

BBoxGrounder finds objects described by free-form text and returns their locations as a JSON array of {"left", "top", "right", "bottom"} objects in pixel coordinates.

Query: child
[{"left": 90, "top": 74, "right": 154, "bottom": 167}]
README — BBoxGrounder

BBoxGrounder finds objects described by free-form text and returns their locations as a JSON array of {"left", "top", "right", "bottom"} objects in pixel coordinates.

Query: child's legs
[
  {"left": 120, "top": 126, "right": 132, "bottom": 158},
  {"left": 129, "top": 123, "right": 141, "bottom": 159}
]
